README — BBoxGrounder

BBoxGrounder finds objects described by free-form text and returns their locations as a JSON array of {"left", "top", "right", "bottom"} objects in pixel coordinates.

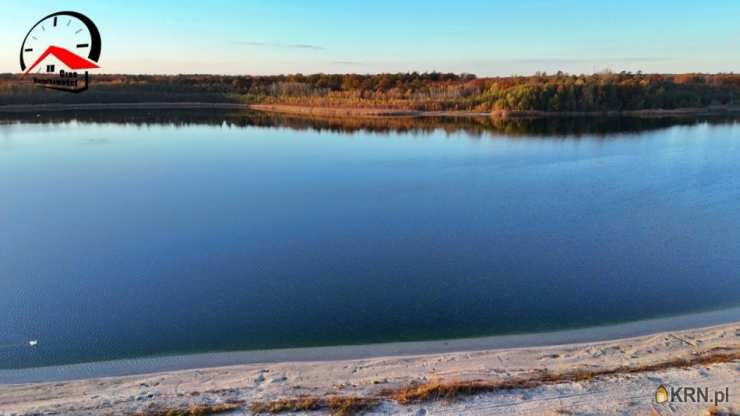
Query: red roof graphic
[{"left": 24, "top": 45, "right": 99, "bottom": 74}]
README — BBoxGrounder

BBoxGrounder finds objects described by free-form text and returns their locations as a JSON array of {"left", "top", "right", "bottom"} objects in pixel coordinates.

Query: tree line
[{"left": 1, "top": 71, "right": 739, "bottom": 112}]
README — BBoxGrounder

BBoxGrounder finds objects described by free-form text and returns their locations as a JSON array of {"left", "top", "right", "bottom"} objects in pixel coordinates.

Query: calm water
[{"left": 1, "top": 111, "right": 740, "bottom": 369}]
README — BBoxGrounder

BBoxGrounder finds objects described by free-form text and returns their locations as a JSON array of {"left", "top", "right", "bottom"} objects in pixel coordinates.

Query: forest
[{"left": 2, "top": 71, "right": 740, "bottom": 113}]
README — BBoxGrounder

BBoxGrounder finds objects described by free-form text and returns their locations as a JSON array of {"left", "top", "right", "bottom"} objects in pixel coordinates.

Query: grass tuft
[
  {"left": 706, "top": 406, "right": 740, "bottom": 416},
  {"left": 134, "top": 402, "right": 243, "bottom": 416},
  {"left": 250, "top": 395, "right": 380, "bottom": 415},
  {"left": 249, "top": 396, "right": 322, "bottom": 413},
  {"left": 326, "top": 396, "right": 381, "bottom": 416}
]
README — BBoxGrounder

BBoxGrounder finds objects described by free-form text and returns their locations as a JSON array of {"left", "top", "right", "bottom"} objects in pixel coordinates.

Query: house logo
[
  {"left": 20, "top": 11, "right": 101, "bottom": 93},
  {"left": 655, "top": 385, "right": 669, "bottom": 403}
]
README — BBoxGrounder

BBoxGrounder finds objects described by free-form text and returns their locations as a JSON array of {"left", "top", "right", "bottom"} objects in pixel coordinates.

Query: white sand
[{"left": 0, "top": 319, "right": 738, "bottom": 415}]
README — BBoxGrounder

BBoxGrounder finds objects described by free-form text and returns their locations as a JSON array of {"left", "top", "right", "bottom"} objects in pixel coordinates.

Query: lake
[{"left": 1, "top": 110, "right": 739, "bottom": 369}]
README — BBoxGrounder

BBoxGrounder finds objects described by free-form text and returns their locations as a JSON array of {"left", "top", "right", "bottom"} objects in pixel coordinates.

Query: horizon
[
  {"left": 4, "top": 0, "right": 740, "bottom": 76},
  {"left": 3, "top": 70, "right": 739, "bottom": 78}
]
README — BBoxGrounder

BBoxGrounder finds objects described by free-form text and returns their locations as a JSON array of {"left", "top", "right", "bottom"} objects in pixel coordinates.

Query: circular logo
[{"left": 20, "top": 11, "right": 101, "bottom": 73}]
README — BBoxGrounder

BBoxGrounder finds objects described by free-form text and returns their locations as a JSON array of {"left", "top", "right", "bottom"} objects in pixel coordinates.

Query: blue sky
[{"left": 3, "top": 0, "right": 740, "bottom": 75}]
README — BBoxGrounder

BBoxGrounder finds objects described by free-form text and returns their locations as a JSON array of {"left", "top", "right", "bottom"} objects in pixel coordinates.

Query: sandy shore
[{"left": 0, "top": 315, "right": 738, "bottom": 415}]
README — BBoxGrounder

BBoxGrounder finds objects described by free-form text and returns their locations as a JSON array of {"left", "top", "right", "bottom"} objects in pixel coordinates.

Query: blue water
[{"left": 1, "top": 113, "right": 739, "bottom": 369}]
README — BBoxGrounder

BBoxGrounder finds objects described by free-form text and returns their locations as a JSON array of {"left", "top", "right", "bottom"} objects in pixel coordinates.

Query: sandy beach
[{"left": 1, "top": 314, "right": 737, "bottom": 415}]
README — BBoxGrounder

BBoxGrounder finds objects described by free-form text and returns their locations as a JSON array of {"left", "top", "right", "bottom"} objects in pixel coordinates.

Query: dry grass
[
  {"left": 241, "top": 348, "right": 740, "bottom": 414},
  {"left": 389, "top": 350, "right": 740, "bottom": 404},
  {"left": 706, "top": 406, "right": 740, "bottom": 416},
  {"left": 326, "top": 396, "right": 382, "bottom": 416},
  {"left": 134, "top": 402, "right": 243, "bottom": 416},
  {"left": 250, "top": 104, "right": 421, "bottom": 117},
  {"left": 249, "top": 396, "right": 322, "bottom": 413},
  {"left": 250, "top": 395, "right": 380, "bottom": 415}
]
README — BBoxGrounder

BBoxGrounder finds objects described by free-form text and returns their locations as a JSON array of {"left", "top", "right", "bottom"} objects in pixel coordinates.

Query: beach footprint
[
  {"left": 268, "top": 375, "right": 288, "bottom": 384},
  {"left": 253, "top": 370, "right": 266, "bottom": 386}
]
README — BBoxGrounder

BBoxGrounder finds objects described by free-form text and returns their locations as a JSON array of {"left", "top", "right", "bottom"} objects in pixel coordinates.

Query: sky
[{"left": 3, "top": 0, "right": 740, "bottom": 76}]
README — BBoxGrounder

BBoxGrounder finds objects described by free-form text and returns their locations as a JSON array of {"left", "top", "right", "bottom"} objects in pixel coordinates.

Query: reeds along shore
[{"left": 250, "top": 103, "right": 740, "bottom": 119}]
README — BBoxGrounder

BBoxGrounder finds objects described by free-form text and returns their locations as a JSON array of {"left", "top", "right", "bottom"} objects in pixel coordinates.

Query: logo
[
  {"left": 655, "top": 385, "right": 669, "bottom": 404},
  {"left": 655, "top": 384, "right": 730, "bottom": 406},
  {"left": 20, "top": 11, "right": 101, "bottom": 93}
]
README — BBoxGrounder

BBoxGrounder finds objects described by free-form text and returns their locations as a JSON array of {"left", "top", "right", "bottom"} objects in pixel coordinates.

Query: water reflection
[{"left": 2, "top": 108, "right": 740, "bottom": 138}]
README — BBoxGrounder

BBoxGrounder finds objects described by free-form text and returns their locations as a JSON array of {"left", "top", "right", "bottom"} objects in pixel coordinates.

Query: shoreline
[
  {"left": 2, "top": 306, "right": 739, "bottom": 384},
  {"left": 0, "top": 318, "right": 737, "bottom": 415},
  {"left": 250, "top": 103, "right": 740, "bottom": 119},
  {"left": 2, "top": 102, "right": 740, "bottom": 120},
  {"left": 0, "top": 102, "right": 253, "bottom": 113}
]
